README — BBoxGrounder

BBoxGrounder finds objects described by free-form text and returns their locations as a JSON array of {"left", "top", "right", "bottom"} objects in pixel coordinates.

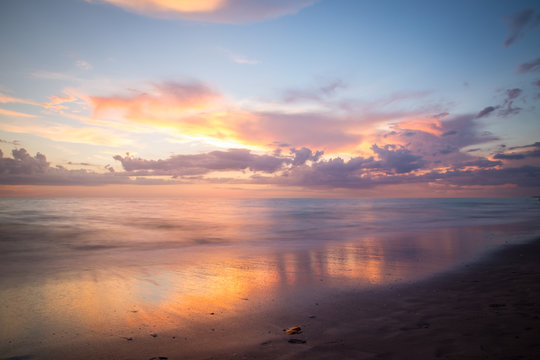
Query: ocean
[{"left": 1, "top": 197, "right": 539, "bottom": 357}]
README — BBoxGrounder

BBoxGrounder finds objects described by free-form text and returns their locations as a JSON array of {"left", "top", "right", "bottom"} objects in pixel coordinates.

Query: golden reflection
[{"left": 0, "top": 225, "right": 490, "bottom": 356}]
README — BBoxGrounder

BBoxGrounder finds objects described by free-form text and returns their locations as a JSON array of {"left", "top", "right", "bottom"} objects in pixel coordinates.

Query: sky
[{"left": 0, "top": 0, "right": 539, "bottom": 197}]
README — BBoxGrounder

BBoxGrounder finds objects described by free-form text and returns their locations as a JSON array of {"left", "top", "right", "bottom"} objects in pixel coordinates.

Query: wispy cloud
[
  {"left": 90, "top": 0, "right": 317, "bottom": 23},
  {"left": 0, "top": 108, "right": 37, "bottom": 118},
  {"left": 283, "top": 79, "right": 347, "bottom": 103},
  {"left": 517, "top": 57, "right": 540, "bottom": 73},
  {"left": 0, "top": 94, "right": 41, "bottom": 106},
  {"left": 43, "top": 94, "right": 78, "bottom": 112},
  {"left": 503, "top": 8, "right": 540, "bottom": 47},
  {"left": 474, "top": 88, "right": 524, "bottom": 119},
  {"left": 75, "top": 60, "right": 93, "bottom": 70},
  {"left": 219, "top": 48, "right": 260, "bottom": 65}
]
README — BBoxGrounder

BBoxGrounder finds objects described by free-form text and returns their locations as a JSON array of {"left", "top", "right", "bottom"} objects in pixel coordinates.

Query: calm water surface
[{"left": 1, "top": 197, "right": 539, "bottom": 357}]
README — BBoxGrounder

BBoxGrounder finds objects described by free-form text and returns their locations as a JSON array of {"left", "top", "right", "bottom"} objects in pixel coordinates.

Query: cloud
[
  {"left": 0, "top": 148, "right": 131, "bottom": 185},
  {"left": 90, "top": 81, "right": 220, "bottom": 121},
  {"left": 493, "top": 142, "right": 540, "bottom": 160},
  {"left": 476, "top": 106, "right": 499, "bottom": 119},
  {"left": 3, "top": 141, "right": 539, "bottom": 192},
  {"left": 76, "top": 60, "right": 93, "bottom": 70},
  {"left": 498, "top": 88, "right": 523, "bottom": 117},
  {"left": 220, "top": 48, "right": 260, "bottom": 65},
  {"left": 503, "top": 8, "right": 539, "bottom": 47},
  {"left": 283, "top": 79, "right": 347, "bottom": 103},
  {"left": 290, "top": 147, "right": 323, "bottom": 165},
  {"left": 0, "top": 108, "right": 38, "bottom": 118},
  {"left": 476, "top": 89, "right": 524, "bottom": 119},
  {"left": 517, "top": 57, "right": 540, "bottom": 73},
  {"left": 384, "top": 115, "right": 499, "bottom": 167},
  {"left": 0, "top": 138, "right": 20, "bottom": 146},
  {"left": 0, "top": 93, "right": 41, "bottom": 106},
  {"left": 91, "top": 0, "right": 317, "bottom": 23},
  {"left": 113, "top": 148, "right": 291, "bottom": 176},
  {"left": 370, "top": 144, "right": 424, "bottom": 174},
  {"left": 43, "top": 94, "right": 78, "bottom": 111},
  {"left": 509, "top": 141, "right": 540, "bottom": 150},
  {"left": 87, "top": 80, "right": 402, "bottom": 152},
  {"left": 493, "top": 153, "right": 525, "bottom": 160}
]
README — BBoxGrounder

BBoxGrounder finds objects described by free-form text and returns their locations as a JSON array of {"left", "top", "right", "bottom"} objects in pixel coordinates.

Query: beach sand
[
  {"left": 227, "top": 238, "right": 540, "bottom": 360},
  {"left": 5, "top": 238, "right": 540, "bottom": 360}
]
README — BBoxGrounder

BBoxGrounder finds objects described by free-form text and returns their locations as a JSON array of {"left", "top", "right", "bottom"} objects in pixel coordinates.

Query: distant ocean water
[{"left": 1, "top": 197, "right": 540, "bottom": 357}]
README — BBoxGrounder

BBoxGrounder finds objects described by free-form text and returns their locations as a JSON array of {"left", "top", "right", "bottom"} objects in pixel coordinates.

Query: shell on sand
[{"left": 283, "top": 326, "right": 302, "bottom": 335}]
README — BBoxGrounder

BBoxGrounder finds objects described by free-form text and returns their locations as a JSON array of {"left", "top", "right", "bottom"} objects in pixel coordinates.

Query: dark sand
[
  {"left": 9, "top": 238, "right": 540, "bottom": 360},
  {"left": 182, "top": 239, "right": 540, "bottom": 360}
]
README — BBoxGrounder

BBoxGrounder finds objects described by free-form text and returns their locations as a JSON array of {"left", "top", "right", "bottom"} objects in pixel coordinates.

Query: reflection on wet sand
[{"left": 0, "top": 225, "right": 520, "bottom": 357}]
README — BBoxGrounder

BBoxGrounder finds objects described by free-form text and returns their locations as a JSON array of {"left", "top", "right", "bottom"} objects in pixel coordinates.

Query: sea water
[{"left": 1, "top": 197, "right": 539, "bottom": 357}]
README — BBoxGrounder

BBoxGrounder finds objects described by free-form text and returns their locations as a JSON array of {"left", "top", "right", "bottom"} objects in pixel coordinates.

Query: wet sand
[
  {"left": 227, "top": 238, "right": 540, "bottom": 360},
  {"left": 4, "top": 238, "right": 540, "bottom": 360}
]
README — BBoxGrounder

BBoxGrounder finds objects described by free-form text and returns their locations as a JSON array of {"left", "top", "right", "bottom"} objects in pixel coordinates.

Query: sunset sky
[{"left": 1, "top": 0, "right": 539, "bottom": 197}]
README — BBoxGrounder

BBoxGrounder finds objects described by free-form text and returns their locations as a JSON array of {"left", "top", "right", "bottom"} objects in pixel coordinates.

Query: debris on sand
[
  {"left": 283, "top": 326, "right": 302, "bottom": 335},
  {"left": 150, "top": 333, "right": 158, "bottom": 338}
]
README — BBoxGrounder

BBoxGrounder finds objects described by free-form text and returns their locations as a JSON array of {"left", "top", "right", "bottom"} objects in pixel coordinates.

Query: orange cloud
[
  {"left": 103, "top": 0, "right": 225, "bottom": 13},
  {"left": 43, "top": 95, "right": 78, "bottom": 111},
  {"left": 392, "top": 118, "right": 444, "bottom": 136},
  {"left": 86, "top": 81, "right": 431, "bottom": 154},
  {"left": 91, "top": 0, "right": 317, "bottom": 23}
]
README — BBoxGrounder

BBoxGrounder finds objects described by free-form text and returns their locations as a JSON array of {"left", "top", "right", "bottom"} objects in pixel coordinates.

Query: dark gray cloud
[
  {"left": 517, "top": 57, "right": 540, "bottom": 73},
  {"left": 0, "top": 149, "right": 132, "bottom": 185},
  {"left": 433, "top": 166, "right": 540, "bottom": 188},
  {"left": 371, "top": 144, "right": 425, "bottom": 174},
  {"left": 113, "top": 148, "right": 290, "bottom": 176},
  {"left": 2, "top": 143, "right": 539, "bottom": 193},
  {"left": 476, "top": 106, "right": 499, "bottom": 119},
  {"left": 457, "top": 159, "right": 502, "bottom": 168},
  {"left": 475, "top": 89, "right": 525, "bottom": 119},
  {"left": 494, "top": 153, "right": 525, "bottom": 160},
  {"left": 504, "top": 8, "right": 537, "bottom": 47},
  {"left": 493, "top": 141, "right": 540, "bottom": 160},
  {"left": 254, "top": 156, "right": 538, "bottom": 190},
  {"left": 509, "top": 141, "right": 540, "bottom": 150},
  {"left": 505, "top": 88, "right": 523, "bottom": 100},
  {"left": 290, "top": 147, "right": 323, "bottom": 166}
]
